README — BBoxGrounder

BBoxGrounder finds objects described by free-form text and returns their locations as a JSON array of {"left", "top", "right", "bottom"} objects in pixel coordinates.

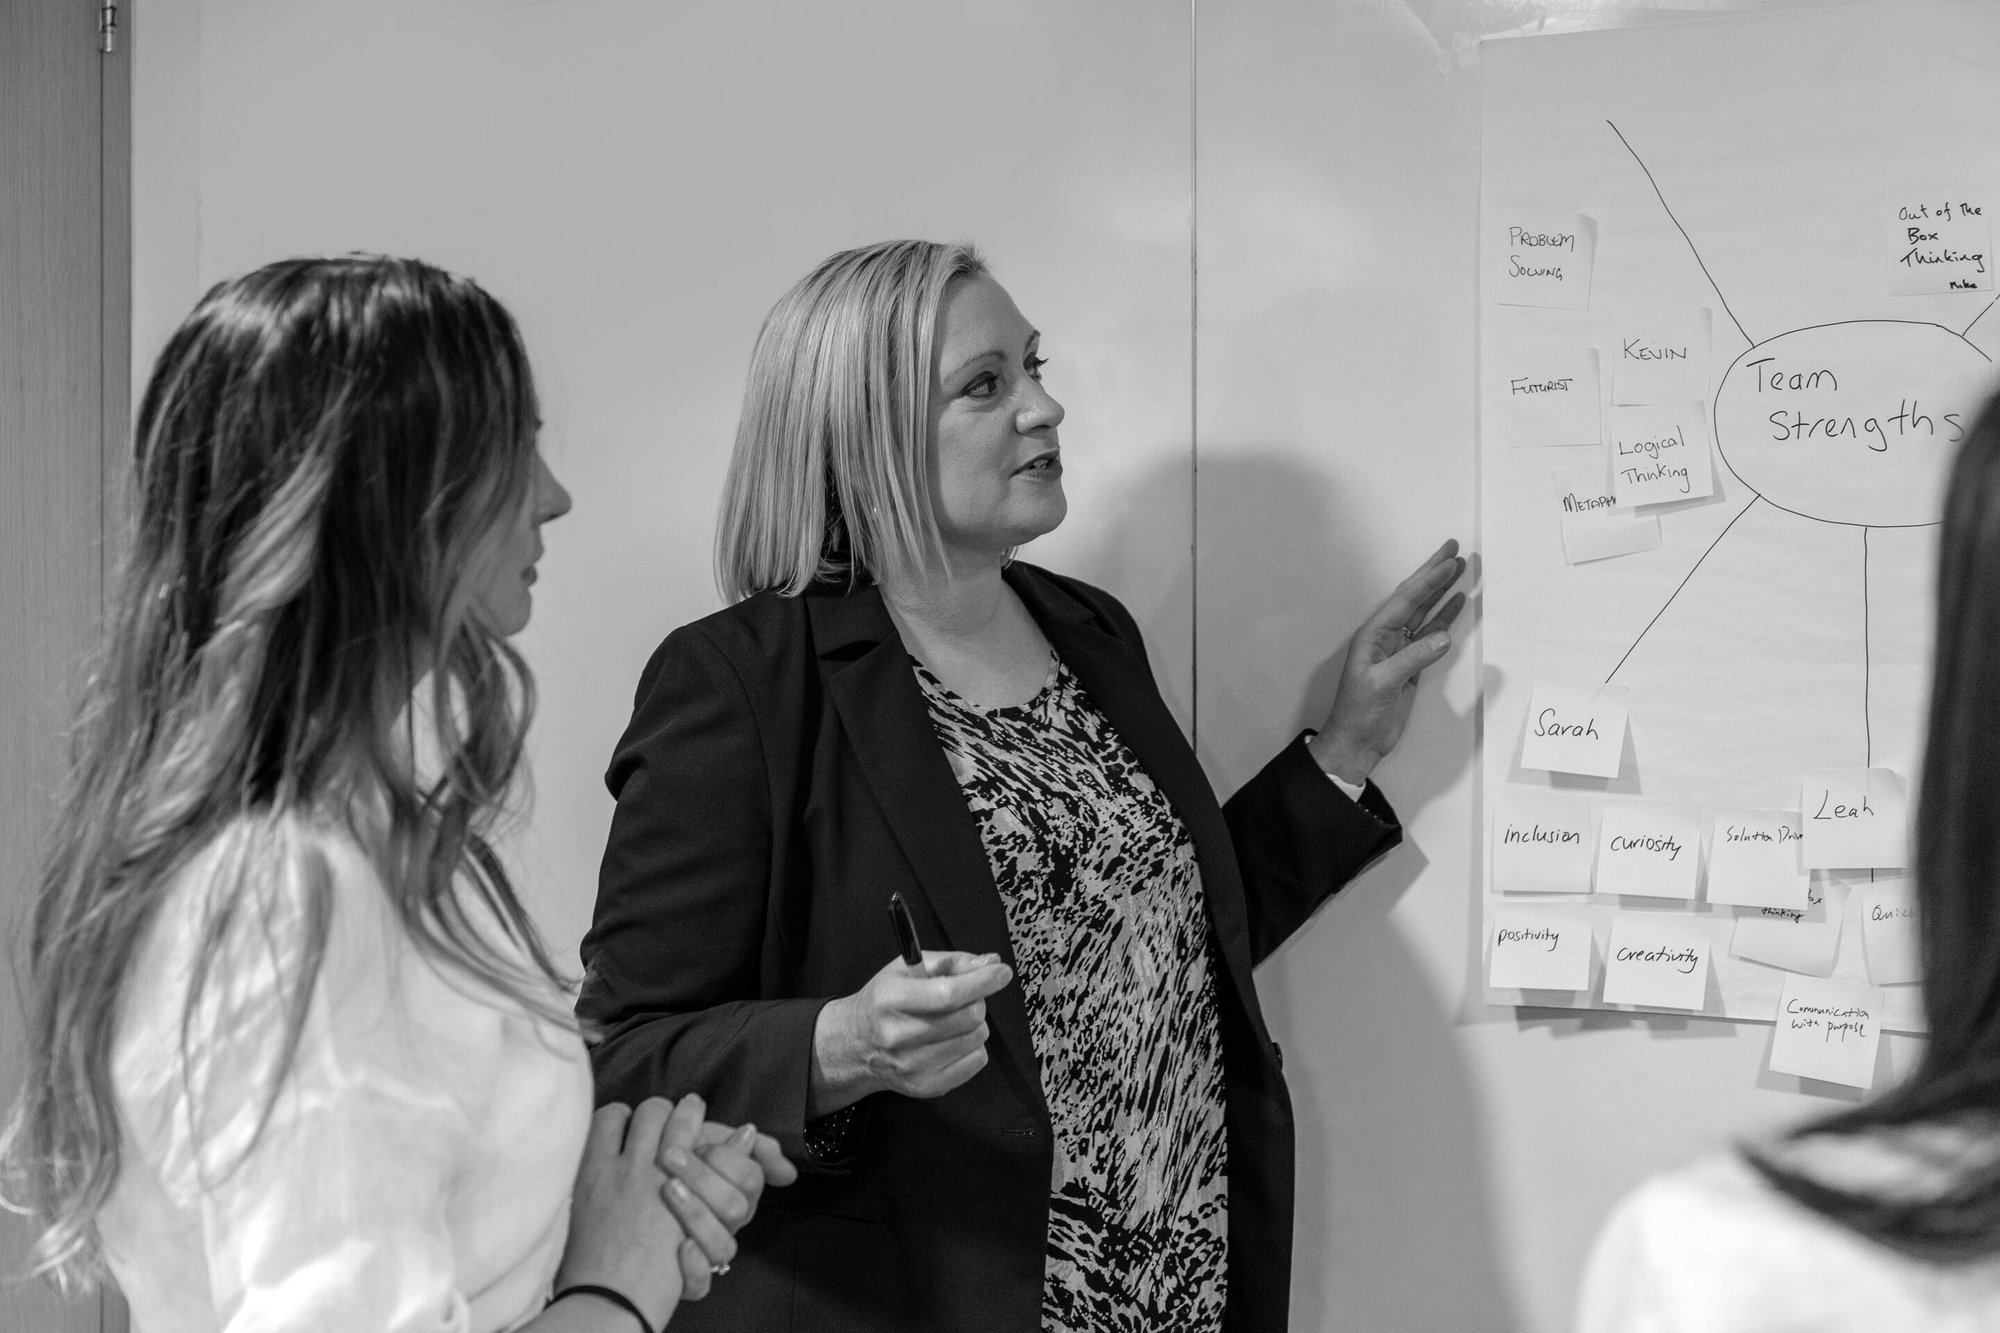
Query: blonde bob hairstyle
[{"left": 716, "top": 239, "right": 987, "bottom": 601}]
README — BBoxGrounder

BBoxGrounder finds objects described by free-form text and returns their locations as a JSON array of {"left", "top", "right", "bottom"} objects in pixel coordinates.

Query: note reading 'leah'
[
  {"left": 1519, "top": 680, "right": 1629, "bottom": 779},
  {"left": 1593, "top": 798, "right": 1701, "bottom": 900},
  {"left": 1488, "top": 905, "right": 1593, "bottom": 991},
  {"left": 1768, "top": 973, "right": 1885, "bottom": 1090},
  {"left": 1602, "top": 913, "right": 1710, "bottom": 1010},
  {"left": 1800, "top": 768, "right": 1908, "bottom": 869},
  {"left": 1705, "top": 808, "right": 1810, "bottom": 910},
  {"left": 1491, "top": 787, "right": 1594, "bottom": 895}
]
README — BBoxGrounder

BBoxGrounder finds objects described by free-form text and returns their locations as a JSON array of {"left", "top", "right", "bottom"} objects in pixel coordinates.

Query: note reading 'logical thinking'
[
  {"left": 1886, "top": 194, "right": 1990, "bottom": 296},
  {"left": 1519, "top": 680, "right": 1629, "bottom": 779},
  {"left": 1731, "top": 878, "right": 1846, "bottom": 977},
  {"left": 1768, "top": 973, "right": 1885, "bottom": 1090},
  {"left": 1491, "top": 786, "right": 1595, "bottom": 895},
  {"left": 1608, "top": 402, "right": 1714, "bottom": 507},
  {"left": 1503, "top": 348, "right": 1602, "bottom": 448},
  {"left": 1496, "top": 213, "right": 1596, "bottom": 310},
  {"left": 1593, "top": 798, "right": 1702, "bottom": 900},
  {"left": 1705, "top": 808, "right": 1810, "bottom": 910},
  {"left": 1800, "top": 768, "right": 1908, "bottom": 869},
  {"left": 1602, "top": 913, "right": 1710, "bottom": 1010},
  {"left": 1553, "top": 464, "right": 1661, "bottom": 565},
  {"left": 1860, "top": 875, "right": 1921, "bottom": 986},
  {"left": 1488, "top": 905, "right": 1593, "bottom": 991},
  {"left": 1613, "top": 307, "right": 1711, "bottom": 405}
]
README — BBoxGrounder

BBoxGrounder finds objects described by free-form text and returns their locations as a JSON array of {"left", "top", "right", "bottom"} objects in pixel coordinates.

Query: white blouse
[
  {"left": 98, "top": 815, "right": 592, "bottom": 1333},
  {"left": 1578, "top": 1151, "right": 2000, "bottom": 1333}
]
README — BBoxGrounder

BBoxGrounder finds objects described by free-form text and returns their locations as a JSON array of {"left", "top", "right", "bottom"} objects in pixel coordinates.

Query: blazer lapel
[
  {"left": 805, "top": 586, "right": 1046, "bottom": 1109},
  {"left": 1007, "top": 567, "right": 1275, "bottom": 1051}
]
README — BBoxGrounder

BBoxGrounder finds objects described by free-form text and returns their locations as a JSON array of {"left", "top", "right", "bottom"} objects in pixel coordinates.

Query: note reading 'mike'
[{"left": 1520, "top": 680, "right": 1629, "bottom": 779}]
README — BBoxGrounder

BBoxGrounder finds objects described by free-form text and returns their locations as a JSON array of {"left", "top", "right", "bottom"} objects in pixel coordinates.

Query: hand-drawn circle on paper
[{"left": 1712, "top": 320, "right": 1994, "bottom": 528}]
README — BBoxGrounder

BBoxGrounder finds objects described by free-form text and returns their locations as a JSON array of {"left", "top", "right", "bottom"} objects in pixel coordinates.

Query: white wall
[{"left": 131, "top": 2, "right": 1915, "bottom": 1329}]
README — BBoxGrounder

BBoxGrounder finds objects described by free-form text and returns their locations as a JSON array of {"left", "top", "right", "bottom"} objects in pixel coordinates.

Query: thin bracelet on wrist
[{"left": 549, "top": 1283, "right": 657, "bottom": 1333}]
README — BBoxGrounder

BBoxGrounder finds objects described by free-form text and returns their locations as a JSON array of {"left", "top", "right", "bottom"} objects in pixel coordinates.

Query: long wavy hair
[
  {"left": 714, "top": 239, "right": 986, "bottom": 601},
  {"left": 1, "top": 255, "right": 568, "bottom": 1288},
  {"left": 1747, "top": 387, "right": 2000, "bottom": 1259}
]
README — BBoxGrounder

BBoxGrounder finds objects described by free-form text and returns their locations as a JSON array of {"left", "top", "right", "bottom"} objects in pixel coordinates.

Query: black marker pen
[{"left": 889, "top": 891, "right": 925, "bottom": 969}]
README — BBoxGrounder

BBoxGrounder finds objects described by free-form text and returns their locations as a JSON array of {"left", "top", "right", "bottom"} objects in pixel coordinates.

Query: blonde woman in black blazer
[{"left": 578, "top": 240, "right": 1464, "bottom": 1333}]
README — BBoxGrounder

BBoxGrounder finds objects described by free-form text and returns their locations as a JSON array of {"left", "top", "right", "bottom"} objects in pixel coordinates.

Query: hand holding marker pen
[{"left": 805, "top": 893, "right": 1016, "bottom": 1115}]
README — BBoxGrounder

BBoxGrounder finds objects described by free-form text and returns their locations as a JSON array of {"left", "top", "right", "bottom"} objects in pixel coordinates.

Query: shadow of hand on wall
[{"left": 1084, "top": 450, "right": 1516, "bottom": 1333}]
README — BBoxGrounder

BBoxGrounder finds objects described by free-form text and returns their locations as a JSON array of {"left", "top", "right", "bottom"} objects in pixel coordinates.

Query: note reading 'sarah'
[{"left": 1520, "top": 680, "right": 1629, "bottom": 779}]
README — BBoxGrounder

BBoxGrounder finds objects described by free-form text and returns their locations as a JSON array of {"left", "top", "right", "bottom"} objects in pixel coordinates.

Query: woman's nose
[{"left": 1020, "top": 378, "right": 1065, "bottom": 434}]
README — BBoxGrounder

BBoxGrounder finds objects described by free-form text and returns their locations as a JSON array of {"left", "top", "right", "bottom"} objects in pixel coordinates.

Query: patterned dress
[{"left": 915, "top": 655, "right": 1229, "bottom": 1332}]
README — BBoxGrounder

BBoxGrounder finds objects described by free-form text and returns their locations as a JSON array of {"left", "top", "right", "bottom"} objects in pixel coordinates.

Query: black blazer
[{"left": 578, "top": 563, "right": 1401, "bottom": 1333}]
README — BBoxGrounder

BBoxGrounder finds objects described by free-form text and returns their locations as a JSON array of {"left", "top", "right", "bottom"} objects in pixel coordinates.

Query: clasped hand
[{"left": 1308, "top": 539, "right": 1468, "bottom": 786}]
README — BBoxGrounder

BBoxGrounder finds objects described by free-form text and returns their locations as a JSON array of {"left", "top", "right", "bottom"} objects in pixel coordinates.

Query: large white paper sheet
[{"left": 1480, "top": 4, "right": 2000, "bottom": 1031}]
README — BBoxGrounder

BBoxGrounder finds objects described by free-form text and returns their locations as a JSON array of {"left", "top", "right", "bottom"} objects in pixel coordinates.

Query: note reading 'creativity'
[{"left": 1602, "top": 913, "right": 1710, "bottom": 1010}]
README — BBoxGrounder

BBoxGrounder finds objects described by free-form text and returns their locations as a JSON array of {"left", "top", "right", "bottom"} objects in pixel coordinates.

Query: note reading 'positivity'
[
  {"left": 1768, "top": 973, "right": 1885, "bottom": 1090},
  {"left": 1488, "top": 905, "right": 1593, "bottom": 991},
  {"left": 1519, "top": 680, "right": 1629, "bottom": 779},
  {"left": 1608, "top": 402, "right": 1714, "bottom": 507},
  {"left": 1801, "top": 768, "right": 1908, "bottom": 869},
  {"left": 1594, "top": 799, "right": 1701, "bottom": 900},
  {"left": 1860, "top": 876, "right": 1921, "bottom": 986},
  {"left": 1491, "top": 787, "right": 1594, "bottom": 895},
  {"left": 1613, "top": 308, "right": 1711, "bottom": 405},
  {"left": 1705, "top": 808, "right": 1810, "bottom": 910},
  {"left": 1496, "top": 213, "right": 1596, "bottom": 310},
  {"left": 1553, "top": 465, "right": 1661, "bottom": 565},
  {"left": 1602, "top": 913, "right": 1710, "bottom": 1010}
]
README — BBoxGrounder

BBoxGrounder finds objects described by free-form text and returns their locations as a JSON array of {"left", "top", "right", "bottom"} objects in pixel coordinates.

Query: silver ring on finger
[{"left": 712, "top": 1263, "right": 732, "bottom": 1277}]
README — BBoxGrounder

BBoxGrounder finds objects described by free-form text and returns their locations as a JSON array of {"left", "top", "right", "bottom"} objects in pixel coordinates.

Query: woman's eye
[
  {"left": 1025, "top": 355, "right": 1048, "bottom": 380},
  {"left": 964, "top": 372, "right": 999, "bottom": 399}
]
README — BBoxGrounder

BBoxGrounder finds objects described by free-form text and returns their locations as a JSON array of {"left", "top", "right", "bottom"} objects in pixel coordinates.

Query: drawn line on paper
[
  {"left": 1862, "top": 526, "right": 1873, "bottom": 767},
  {"left": 1607, "top": 119, "right": 1753, "bottom": 348},
  {"left": 1960, "top": 294, "right": 1992, "bottom": 340},
  {"left": 1604, "top": 495, "right": 1762, "bottom": 684}
]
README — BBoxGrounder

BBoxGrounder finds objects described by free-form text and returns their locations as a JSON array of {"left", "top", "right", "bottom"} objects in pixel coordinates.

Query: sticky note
[
  {"left": 1731, "top": 878, "right": 1847, "bottom": 977},
  {"left": 1705, "top": 809, "right": 1810, "bottom": 910},
  {"left": 1860, "top": 876, "right": 1921, "bottom": 986},
  {"left": 1613, "top": 308, "right": 1710, "bottom": 405},
  {"left": 1491, "top": 787, "right": 1594, "bottom": 895},
  {"left": 1519, "top": 680, "right": 1629, "bottom": 779},
  {"left": 1554, "top": 465, "right": 1662, "bottom": 565},
  {"left": 1502, "top": 349, "right": 1602, "bottom": 448},
  {"left": 1496, "top": 213, "right": 1596, "bottom": 310},
  {"left": 1594, "top": 799, "right": 1702, "bottom": 900},
  {"left": 1887, "top": 195, "right": 1990, "bottom": 296},
  {"left": 1488, "top": 905, "right": 1593, "bottom": 990},
  {"left": 1602, "top": 913, "right": 1711, "bottom": 1010},
  {"left": 1768, "top": 974, "right": 1886, "bottom": 1090},
  {"left": 1609, "top": 402, "right": 1714, "bottom": 507},
  {"left": 1801, "top": 768, "right": 1908, "bottom": 869}
]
